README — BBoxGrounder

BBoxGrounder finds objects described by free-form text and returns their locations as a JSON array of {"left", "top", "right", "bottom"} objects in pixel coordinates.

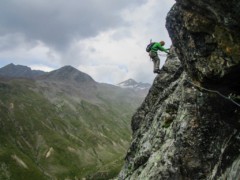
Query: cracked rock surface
[{"left": 119, "top": 0, "right": 240, "bottom": 179}]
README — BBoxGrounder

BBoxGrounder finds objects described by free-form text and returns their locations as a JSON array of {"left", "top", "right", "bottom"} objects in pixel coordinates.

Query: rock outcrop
[{"left": 119, "top": 0, "right": 240, "bottom": 179}]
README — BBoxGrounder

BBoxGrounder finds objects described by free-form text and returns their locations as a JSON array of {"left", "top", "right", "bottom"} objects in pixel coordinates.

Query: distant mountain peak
[
  {"left": 60, "top": 65, "right": 76, "bottom": 70},
  {"left": 40, "top": 65, "right": 95, "bottom": 83},
  {"left": 5, "top": 63, "right": 31, "bottom": 70},
  {"left": 0, "top": 63, "right": 46, "bottom": 78},
  {"left": 117, "top": 78, "right": 151, "bottom": 90},
  {"left": 124, "top": 78, "right": 137, "bottom": 84},
  {"left": 6, "top": 63, "right": 15, "bottom": 67}
]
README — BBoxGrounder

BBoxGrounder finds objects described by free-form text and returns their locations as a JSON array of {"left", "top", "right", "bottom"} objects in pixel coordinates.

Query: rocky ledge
[{"left": 118, "top": 0, "right": 240, "bottom": 179}]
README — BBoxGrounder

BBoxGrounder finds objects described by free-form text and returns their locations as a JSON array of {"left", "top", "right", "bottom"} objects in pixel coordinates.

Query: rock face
[
  {"left": 119, "top": 0, "right": 240, "bottom": 179},
  {"left": 167, "top": 0, "right": 240, "bottom": 89}
]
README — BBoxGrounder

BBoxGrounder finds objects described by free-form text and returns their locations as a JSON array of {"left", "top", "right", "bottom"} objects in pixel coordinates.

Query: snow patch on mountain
[{"left": 117, "top": 79, "right": 151, "bottom": 90}]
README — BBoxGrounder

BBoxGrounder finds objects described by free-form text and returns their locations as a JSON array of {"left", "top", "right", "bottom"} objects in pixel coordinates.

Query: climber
[{"left": 148, "top": 41, "right": 169, "bottom": 74}]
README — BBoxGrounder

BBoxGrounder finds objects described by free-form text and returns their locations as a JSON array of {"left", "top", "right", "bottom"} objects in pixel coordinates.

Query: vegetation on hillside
[{"left": 0, "top": 78, "right": 144, "bottom": 179}]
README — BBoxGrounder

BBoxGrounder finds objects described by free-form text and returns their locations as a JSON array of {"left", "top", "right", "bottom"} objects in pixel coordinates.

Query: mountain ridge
[
  {"left": 0, "top": 64, "right": 147, "bottom": 179},
  {"left": 0, "top": 63, "right": 46, "bottom": 78},
  {"left": 38, "top": 65, "right": 96, "bottom": 84},
  {"left": 0, "top": 64, "right": 151, "bottom": 88}
]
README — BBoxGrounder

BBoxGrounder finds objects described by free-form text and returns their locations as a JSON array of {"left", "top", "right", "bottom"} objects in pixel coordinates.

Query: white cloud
[
  {"left": 66, "top": 29, "right": 156, "bottom": 84},
  {"left": 0, "top": 38, "right": 60, "bottom": 68},
  {"left": 0, "top": 0, "right": 175, "bottom": 84},
  {"left": 30, "top": 64, "right": 54, "bottom": 72},
  {"left": 77, "top": 64, "right": 128, "bottom": 84},
  {"left": 68, "top": 0, "right": 175, "bottom": 84}
]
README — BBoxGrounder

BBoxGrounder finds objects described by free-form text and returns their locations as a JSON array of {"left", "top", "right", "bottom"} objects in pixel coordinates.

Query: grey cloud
[
  {"left": 0, "top": 0, "right": 146, "bottom": 51},
  {"left": 0, "top": 32, "right": 42, "bottom": 53},
  {"left": 110, "top": 29, "right": 133, "bottom": 41}
]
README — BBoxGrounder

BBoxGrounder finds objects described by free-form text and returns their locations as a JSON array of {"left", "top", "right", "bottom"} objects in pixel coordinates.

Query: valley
[{"left": 0, "top": 64, "right": 149, "bottom": 179}]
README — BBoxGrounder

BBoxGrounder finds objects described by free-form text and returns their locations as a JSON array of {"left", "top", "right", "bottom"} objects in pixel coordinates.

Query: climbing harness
[{"left": 186, "top": 80, "right": 240, "bottom": 107}]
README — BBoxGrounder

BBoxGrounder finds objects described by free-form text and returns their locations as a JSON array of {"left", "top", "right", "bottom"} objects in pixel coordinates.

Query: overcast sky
[{"left": 0, "top": 0, "right": 175, "bottom": 84}]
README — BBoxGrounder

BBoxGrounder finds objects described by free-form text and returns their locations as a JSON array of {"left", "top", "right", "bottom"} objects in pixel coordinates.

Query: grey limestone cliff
[{"left": 119, "top": 0, "right": 240, "bottom": 179}]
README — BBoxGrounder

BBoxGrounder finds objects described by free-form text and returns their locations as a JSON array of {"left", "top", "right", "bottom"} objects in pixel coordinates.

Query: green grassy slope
[{"left": 0, "top": 78, "right": 143, "bottom": 179}]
